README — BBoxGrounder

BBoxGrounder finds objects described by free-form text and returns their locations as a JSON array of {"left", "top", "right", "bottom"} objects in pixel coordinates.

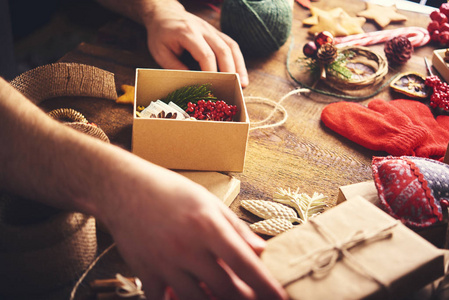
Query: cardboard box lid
[{"left": 178, "top": 171, "right": 240, "bottom": 207}]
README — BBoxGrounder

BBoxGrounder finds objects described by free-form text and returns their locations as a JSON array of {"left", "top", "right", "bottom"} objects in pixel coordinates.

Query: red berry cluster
[
  {"left": 303, "top": 31, "right": 334, "bottom": 58},
  {"left": 425, "top": 75, "right": 449, "bottom": 110},
  {"left": 428, "top": 3, "right": 449, "bottom": 45},
  {"left": 186, "top": 100, "right": 237, "bottom": 121}
]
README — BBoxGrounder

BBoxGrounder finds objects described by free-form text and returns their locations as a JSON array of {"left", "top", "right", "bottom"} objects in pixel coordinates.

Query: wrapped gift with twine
[{"left": 262, "top": 197, "right": 445, "bottom": 300}]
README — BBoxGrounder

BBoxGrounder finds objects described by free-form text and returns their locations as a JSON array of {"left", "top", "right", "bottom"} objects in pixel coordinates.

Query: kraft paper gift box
[
  {"left": 337, "top": 181, "right": 449, "bottom": 249},
  {"left": 132, "top": 69, "right": 249, "bottom": 172},
  {"left": 262, "top": 197, "right": 445, "bottom": 300}
]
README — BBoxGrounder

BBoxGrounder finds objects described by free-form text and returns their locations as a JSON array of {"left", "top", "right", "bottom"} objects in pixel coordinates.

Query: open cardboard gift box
[
  {"left": 132, "top": 69, "right": 249, "bottom": 172},
  {"left": 338, "top": 181, "right": 448, "bottom": 248},
  {"left": 432, "top": 49, "right": 449, "bottom": 83}
]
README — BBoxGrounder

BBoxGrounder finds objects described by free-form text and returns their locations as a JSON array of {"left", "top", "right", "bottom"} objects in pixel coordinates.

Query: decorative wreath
[{"left": 324, "top": 46, "right": 388, "bottom": 91}]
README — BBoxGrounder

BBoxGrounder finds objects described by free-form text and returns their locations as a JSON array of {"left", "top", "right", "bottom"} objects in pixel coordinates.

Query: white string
[
  {"left": 69, "top": 242, "right": 116, "bottom": 300},
  {"left": 245, "top": 88, "right": 310, "bottom": 131}
]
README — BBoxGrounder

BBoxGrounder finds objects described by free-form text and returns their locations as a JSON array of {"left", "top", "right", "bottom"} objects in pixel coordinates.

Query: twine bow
[
  {"left": 283, "top": 219, "right": 399, "bottom": 290},
  {"left": 116, "top": 273, "right": 146, "bottom": 299}
]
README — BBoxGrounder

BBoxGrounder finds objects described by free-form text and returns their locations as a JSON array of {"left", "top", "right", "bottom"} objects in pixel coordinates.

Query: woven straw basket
[{"left": 325, "top": 46, "right": 388, "bottom": 91}]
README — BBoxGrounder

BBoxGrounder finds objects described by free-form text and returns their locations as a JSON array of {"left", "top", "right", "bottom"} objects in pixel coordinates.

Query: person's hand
[
  {"left": 97, "top": 155, "right": 286, "bottom": 299},
  {"left": 95, "top": 0, "right": 249, "bottom": 87},
  {"left": 0, "top": 73, "right": 284, "bottom": 300},
  {"left": 142, "top": 1, "right": 249, "bottom": 87}
]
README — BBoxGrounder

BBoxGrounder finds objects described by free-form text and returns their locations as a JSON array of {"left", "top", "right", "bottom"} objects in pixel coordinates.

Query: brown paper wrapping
[
  {"left": 338, "top": 181, "right": 449, "bottom": 248},
  {"left": 337, "top": 180, "right": 379, "bottom": 205},
  {"left": 262, "top": 197, "right": 444, "bottom": 300}
]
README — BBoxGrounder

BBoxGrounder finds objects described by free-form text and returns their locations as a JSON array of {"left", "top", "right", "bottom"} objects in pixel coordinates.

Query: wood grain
[
  {"left": 29, "top": 1, "right": 442, "bottom": 299},
  {"left": 38, "top": 0, "right": 435, "bottom": 223},
  {"left": 230, "top": 1, "right": 435, "bottom": 222}
]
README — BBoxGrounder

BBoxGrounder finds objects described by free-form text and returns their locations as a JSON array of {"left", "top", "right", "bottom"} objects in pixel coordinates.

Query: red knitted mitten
[
  {"left": 389, "top": 100, "right": 449, "bottom": 160},
  {"left": 321, "top": 99, "right": 429, "bottom": 156},
  {"left": 437, "top": 115, "right": 449, "bottom": 128},
  {"left": 437, "top": 116, "right": 449, "bottom": 158}
]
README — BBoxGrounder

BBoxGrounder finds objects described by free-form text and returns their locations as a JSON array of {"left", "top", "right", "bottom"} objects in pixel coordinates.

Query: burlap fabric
[
  {"left": 48, "top": 108, "right": 110, "bottom": 143},
  {"left": 65, "top": 122, "right": 110, "bottom": 143},
  {"left": 0, "top": 63, "right": 117, "bottom": 297},
  {"left": 0, "top": 196, "right": 97, "bottom": 296},
  {"left": 9, "top": 62, "right": 117, "bottom": 105}
]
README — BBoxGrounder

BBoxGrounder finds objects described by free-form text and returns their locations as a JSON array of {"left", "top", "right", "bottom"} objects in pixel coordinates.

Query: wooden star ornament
[
  {"left": 308, "top": 10, "right": 365, "bottom": 37},
  {"left": 338, "top": 12, "right": 366, "bottom": 35},
  {"left": 357, "top": 3, "right": 407, "bottom": 28},
  {"left": 303, "top": 7, "right": 344, "bottom": 26},
  {"left": 116, "top": 84, "right": 135, "bottom": 105}
]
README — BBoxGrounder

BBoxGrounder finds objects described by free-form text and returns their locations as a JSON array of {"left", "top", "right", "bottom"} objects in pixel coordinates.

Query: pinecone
[
  {"left": 384, "top": 36, "right": 413, "bottom": 65},
  {"left": 317, "top": 43, "right": 338, "bottom": 65}
]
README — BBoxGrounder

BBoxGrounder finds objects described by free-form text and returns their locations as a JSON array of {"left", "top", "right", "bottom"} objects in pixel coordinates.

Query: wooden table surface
[
  {"left": 42, "top": 0, "right": 434, "bottom": 216},
  {"left": 35, "top": 0, "right": 439, "bottom": 298}
]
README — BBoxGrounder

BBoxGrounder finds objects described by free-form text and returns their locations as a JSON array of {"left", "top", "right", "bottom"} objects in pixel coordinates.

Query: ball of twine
[{"left": 220, "top": 0, "right": 293, "bottom": 57}]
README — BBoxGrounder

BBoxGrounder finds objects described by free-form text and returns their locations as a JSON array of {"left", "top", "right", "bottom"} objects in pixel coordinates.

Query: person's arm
[
  {"left": 96, "top": 0, "right": 249, "bottom": 87},
  {"left": 0, "top": 77, "right": 285, "bottom": 299}
]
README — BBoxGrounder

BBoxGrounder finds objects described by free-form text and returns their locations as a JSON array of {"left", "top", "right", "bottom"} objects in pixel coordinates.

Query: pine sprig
[
  {"left": 326, "top": 51, "right": 355, "bottom": 80},
  {"left": 161, "top": 84, "right": 217, "bottom": 110},
  {"left": 297, "top": 51, "right": 354, "bottom": 81}
]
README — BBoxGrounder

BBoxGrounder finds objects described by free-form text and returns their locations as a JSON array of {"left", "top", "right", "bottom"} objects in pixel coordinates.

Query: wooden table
[
  {"left": 43, "top": 0, "right": 434, "bottom": 215},
  {"left": 36, "top": 0, "right": 438, "bottom": 298}
]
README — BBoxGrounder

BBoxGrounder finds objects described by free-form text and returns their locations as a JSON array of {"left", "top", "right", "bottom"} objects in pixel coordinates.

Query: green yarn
[{"left": 220, "top": 0, "right": 293, "bottom": 57}]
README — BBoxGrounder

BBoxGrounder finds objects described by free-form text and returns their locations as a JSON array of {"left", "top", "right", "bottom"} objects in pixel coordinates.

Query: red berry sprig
[
  {"left": 186, "top": 100, "right": 237, "bottom": 121},
  {"left": 425, "top": 75, "right": 449, "bottom": 110},
  {"left": 428, "top": 3, "right": 449, "bottom": 45}
]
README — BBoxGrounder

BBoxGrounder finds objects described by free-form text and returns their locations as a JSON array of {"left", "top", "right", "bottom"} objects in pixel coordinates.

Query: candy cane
[{"left": 334, "top": 26, "right": 430, "bottom": 48}]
